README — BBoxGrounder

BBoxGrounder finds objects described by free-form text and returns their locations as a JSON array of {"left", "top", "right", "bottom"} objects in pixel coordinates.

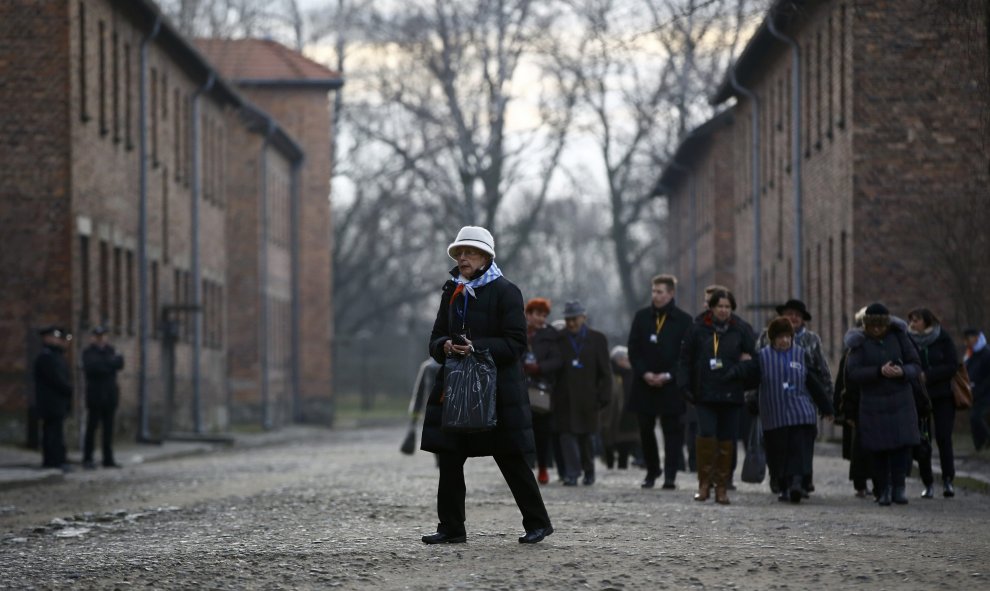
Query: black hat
[
  {"left": 864, "top": 302, "right": 890, "bottom": 316},
  {"left": 91, "top": 325, "right": 108, "bottom": 335},
  {"left": 563, "top": 300, "right": 587, "bottom": 319},
  {"left": 776, "top": 299, "right": 811, "bottom": 321},
  {"left": 38, "top": 325, "right": 71, "bottom": 340}
]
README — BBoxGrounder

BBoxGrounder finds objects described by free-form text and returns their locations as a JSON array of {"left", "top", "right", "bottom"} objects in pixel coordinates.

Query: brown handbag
[
  {"left": 952, "top": 363, "right": 973, "bottom": 410},
  {"left": 528, "top": 385, "right": 552, "bottom": 414}
]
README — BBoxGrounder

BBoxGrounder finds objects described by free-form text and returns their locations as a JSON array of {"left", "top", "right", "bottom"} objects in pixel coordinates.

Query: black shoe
[
  {"left": 582, "top": 475, "right": 595, "bottom": 486},
  {"left": 518, "top": 526, "right": 554, "bottom": 544},
  {"left": 82, "top": 461, "right": 97, "bottom": 470},
  {"left": 422, "top": 531, "right": 467, "bottom": 544},
  {"left": 641, "top": 474, "right": 657, "bottom": 489},
  {"left": 921, "top": 484, "right": 935, "bottom": 499},
  {"left": 944, "top": 479, "right": 956, "bottom": 498},
  {"left": 892, "top": 486, "right": 908, "bottom": 505},
  {"left": 789, "top": 476, "right": 803, "bottom": 504},
  {"left": 661, "top": 481, "right": 676, "bottom": 490},
  {"left": 562, "top": 477, "right": 578, "bottom": 486},
  {"left": 778, "top": 489, "right": 789, "bottom": 502},
  {"left": 102, "top": 462, "right": 123, "bottom": 469},
  {"left": 878, "top": 486, "right": 892, "bottom": 506}
]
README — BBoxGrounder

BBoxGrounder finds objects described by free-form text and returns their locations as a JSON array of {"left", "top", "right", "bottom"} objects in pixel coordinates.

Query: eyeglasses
[{"left": 451, "top": 247, "right": 484, "bottom": 259}]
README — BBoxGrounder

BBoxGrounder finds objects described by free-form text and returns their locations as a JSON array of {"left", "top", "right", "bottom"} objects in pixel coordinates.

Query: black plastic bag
[
  {"left": 741, "top": 418, "right": 766, "bottom": 484},
  {"left": 442, "top": 349, "right": 498, "bottom": 433}
]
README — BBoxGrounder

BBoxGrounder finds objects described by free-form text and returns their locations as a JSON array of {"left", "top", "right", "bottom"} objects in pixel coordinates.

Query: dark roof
[
  {"left": 196, "top": 39, "right": 343, "bottom": 89},
  {"left": 652, "top": 109, "right": 735, "bottom": 196},
  {"left": 110, "top": 0, "right": 303, "bottom": 161},
  {"left": 710, "top": 0, "right": 804, "bottom": 105}
]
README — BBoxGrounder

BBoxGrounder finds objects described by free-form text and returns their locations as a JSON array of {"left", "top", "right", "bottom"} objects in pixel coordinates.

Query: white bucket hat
[{"left": 447, "top": 226, "right": 496, "bottom": 260}]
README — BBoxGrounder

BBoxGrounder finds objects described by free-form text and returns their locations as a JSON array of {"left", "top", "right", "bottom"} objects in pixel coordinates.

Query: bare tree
[
  {"left": 559, "top": 0, "right": 757, "bottom": 320},
  {"left": 158, "top": 0, "right": 306, "bottom": 43}
]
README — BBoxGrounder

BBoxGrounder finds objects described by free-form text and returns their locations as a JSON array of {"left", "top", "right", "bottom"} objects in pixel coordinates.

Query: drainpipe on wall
[
  {"left": 767, "top": 15, "right": 803, "bottom": 299},
  {"left": 259, "top": 117, "right": 276, "bottom": 431},
  {"left": 668, "top": 161, "right": 697, "bottom": 308},
  {"left": 190, "top": 72, "right": 216, "bottom": 434},
  {"left": 137, "top": 17, "right": 161, "bottom": 443},
  {"left": 729, "top": 68, "right": 762, "bottom": 324},
  {"left": 289, "top": 157, "right": 304, "bottom": 423}
]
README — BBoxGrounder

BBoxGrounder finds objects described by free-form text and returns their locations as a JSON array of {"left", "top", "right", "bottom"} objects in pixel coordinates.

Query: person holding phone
[{"left": 843, "top": 303, "right": 923, "bottom": 506}]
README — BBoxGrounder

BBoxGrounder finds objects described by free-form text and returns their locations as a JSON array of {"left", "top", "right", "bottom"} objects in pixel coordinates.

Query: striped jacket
[{"left": 731, "top": 344, "right": 834, "bottom": 431}]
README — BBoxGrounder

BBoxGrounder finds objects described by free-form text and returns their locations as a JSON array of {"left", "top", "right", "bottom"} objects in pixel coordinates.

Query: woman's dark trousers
[
  {"left": 927, "top": 397, "right": 956, "bottom": 480},
  {"left": 873, "top": 446, "right": 912, "bottom": 494},
  {"left": 436, "top": 452, "right": 551, "bottom": 535},
  {"left": 763, "top": 424, "right": 815, "bottom": 492},
  {"left": 532, "top": 412, "right": 554, "bottom": 470}
]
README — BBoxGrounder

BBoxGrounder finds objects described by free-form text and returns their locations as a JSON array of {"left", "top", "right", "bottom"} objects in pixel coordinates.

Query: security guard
[
  {"left": 34, "top": 325, "right": 73, "bottom": 471},
  {"left": 82, "top": 325, "right": 124, "bottom": 469}
]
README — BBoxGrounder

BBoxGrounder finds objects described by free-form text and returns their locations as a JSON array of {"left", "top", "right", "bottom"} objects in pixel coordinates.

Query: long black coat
[
  {"left": 968, "top": 346, "right": 990, "bottom": 401},
  {"left": 420, "top": 274, "right": 533, "bottom": 457},
  {"left": 34, "top": 345, "right": 73, "bottom": 420},
  {"left": 626, "top": 302, "right": 692, "bottom": 417},
  {"left": 526, "top": 325, "right": 564, "bottom": 392},
  {"left": 677, "top": 312, "right": 756, "bottom": 406},
  {"left": 909, "top": 328, "right": 958, "bottom": 400},
  {"left": 553, "top": 327, "right": 611, "bottom": 434},
  {"left": 83, "top": 344, "right": 124, "bottom": 408},
  {"left": 844, "top": 322, "right": 922, "bottom": 451}
]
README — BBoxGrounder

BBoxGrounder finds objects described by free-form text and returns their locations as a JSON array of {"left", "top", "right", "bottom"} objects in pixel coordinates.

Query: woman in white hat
[{"left": 420, "top": 226, "right": 554, "bottom": 545}]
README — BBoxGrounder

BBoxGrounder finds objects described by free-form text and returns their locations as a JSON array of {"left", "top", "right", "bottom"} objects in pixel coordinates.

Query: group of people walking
[{"left": 421, "top": 225, "right": 985, "bottom": 545}]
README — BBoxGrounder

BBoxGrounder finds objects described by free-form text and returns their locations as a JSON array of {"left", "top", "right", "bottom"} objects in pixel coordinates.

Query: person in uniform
[
  {"left": 82, "top": 325, "right": 125, "bottom": 469},
  {"left": 34, "top": 325, "right": 73, "bottom": 472}
]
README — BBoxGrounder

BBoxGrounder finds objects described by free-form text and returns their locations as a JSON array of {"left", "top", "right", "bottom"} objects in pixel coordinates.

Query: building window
[
  {"left": 113, "top": 246, "right": 122, "bottom": 334},
  {"left": 126, "top": 249, "right": 135, "bottom": 335},
  {"left": 151, "top": 67, "right": 159, "bottom": 167},
  {"left": 838, "top": 3, "right": 847, "bottom": 129},
  {"left": 162, "top": 72, "right": 168, "bottom": 119},
  {"left": 828, "top": 236, "right": 835, "bottom": 357},
  {"left": 151, "top": 261, "right": 159, "bottom": 338},
  {"left": 162, "top": 166, "right": 169, "bottom": 264},
  {"left": 840, "top": 230, "right": 848, "bottom": 329},
  {"left": 183, "top": 96, "right": 191, "bottom": 187},
  {"left": 112, "top": 30, "right": 120, "bottom": 143},
  {"left": 99, "top": 240, "right": 109, "bottom": 325},
  {"left": 78, "top": 2, "right": 89, "bottom": 123},
  {"left": 80, "top": 235, "right": 91, "bottom": 330},
  {"left": 125, "top": 43, "right": 133, "bottom": 150},
  {"left": 98, "top": 20, "right": 107, "bottom": 136},
  {"left": 827, "top": 11, "right": 834, "bottom": 140},
  {"left": 174, "top": 89, "right": 181, "bottom": 183},
  {"left": 815, "top": 30, "right": 823, "bottom": 150},
  {"left": 804, "top": 44, "right": 811, "bottom": 158}
]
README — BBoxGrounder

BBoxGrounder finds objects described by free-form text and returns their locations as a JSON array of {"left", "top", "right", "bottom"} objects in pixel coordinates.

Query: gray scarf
[{"left": 909, "top": 324, "right": 941, "bottom": 349}]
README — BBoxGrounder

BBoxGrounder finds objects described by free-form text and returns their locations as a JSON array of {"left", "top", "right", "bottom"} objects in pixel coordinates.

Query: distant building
[
  {"left": 657, "top": 0, "right": 989, "bottom": 362},
  {"left": 0, "top": 0, "right": 341, "bottom": 444}
]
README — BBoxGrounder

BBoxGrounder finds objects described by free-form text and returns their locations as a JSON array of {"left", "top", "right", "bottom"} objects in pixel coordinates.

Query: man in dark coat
[
  {"left": 844, "top": 303, "right": 923, "bottom": 506},
  {"left": 420, "top": 226, "right": 553, "bottom": 545},
  {"left": 82, "top": 326, "right": 125, "bottom": 469},
  {"left": 626, "top": 274, "right": 692, "bottom": 489},
  {"left": 964, "top": 329, "right": 990, "bottom": 451},
  {"left": 553, "top": 300, "right": 611, "bottom": 486},
  {"left": 33, "top": 325, "right": 73, "bottom": 471}
]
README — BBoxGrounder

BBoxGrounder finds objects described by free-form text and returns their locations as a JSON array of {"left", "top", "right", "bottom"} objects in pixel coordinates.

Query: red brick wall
[
  {"left": 241, "top": 88, "right": 335, "bottom": 422},
  {"left": 852, "top": 0, "right": 990, "bottom": 335},
  {"left": 0, "top": 1, "right": 73, "bottom": 440}
]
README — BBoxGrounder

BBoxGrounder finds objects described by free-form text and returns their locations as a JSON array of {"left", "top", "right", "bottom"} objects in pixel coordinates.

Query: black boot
[
  {"left": 788, "top": 475, "right": 804, "bottom": 504},
  {"left": 892, "top": 486, "right": 909, "bottom": 505},
  {"left": 943, "top": 477, "right": 956, "bottom": 498},
  {"left": 878, "top": 485, "right": 892, "bottom": 506},
  {"left": 921, "top": 484, "right": 935, "bottom": 499}
]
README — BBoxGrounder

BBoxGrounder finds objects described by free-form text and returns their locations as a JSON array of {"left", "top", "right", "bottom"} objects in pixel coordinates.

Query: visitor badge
[
  {"left": 572, "top": 359, "right": 584, "bottom": 369},
  {"left": 709, "top": 358, "right": 723, "bottom": 370},
  {"left": 649, "top": 334, "right": 658, "bottom": 343},
  {"left": 789, "top": 361, "right": 802, "bottom": 370}
]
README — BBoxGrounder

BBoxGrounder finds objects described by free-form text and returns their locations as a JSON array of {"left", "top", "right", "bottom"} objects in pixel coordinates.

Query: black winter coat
[
  {"left": 83, "top": 344, "right": 124, "bottom": 408},
  {"left": 626, "top": 301, "right": 693, "bottom": 417},
  {"left": 553, "top": 326, "right": 611, "bottom": 434},
  {"left": 677, "top": 312, "right": 756, "bottom": 406},
  {"left": 526, "top": 325, "right": 564, "bottom": 393},
  {"left": 420, "top": 273, "right": 533, "bottom": 457},
  {"left": 968, "top": 346, "right": 990, "bottom": 401},
  {"left": 34, "top": 345, "right": 72, "bottom": 419},
  {"left": 844, "top": 322, "right": 922, "bottom": 451},
  {"left": 909, "top": 328, "right": 958, "bottom": 400}
]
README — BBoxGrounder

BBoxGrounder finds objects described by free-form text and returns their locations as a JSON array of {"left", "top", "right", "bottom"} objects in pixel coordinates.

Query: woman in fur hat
[{"left": 731, "top": 317, "right": 834, "bottom": 503}]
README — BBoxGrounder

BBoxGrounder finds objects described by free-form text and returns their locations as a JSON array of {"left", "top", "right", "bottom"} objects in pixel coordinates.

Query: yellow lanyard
[
  {"left": 713, "top": 333, "right": 720, "bottom": 357},
  {"left": 655, "top": 314, "right": 667, "bottom": 336}
]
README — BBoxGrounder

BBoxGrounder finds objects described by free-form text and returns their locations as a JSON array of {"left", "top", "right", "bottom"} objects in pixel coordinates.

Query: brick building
[
  {"left": 0, "top": 0, "right": 340, "bottom": 444},
  {"left": 197, "top": 39, "right": 340, "bottom": 426},
  {"left": 657, "top": 0, "right": 989, "bottom": 364}
]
